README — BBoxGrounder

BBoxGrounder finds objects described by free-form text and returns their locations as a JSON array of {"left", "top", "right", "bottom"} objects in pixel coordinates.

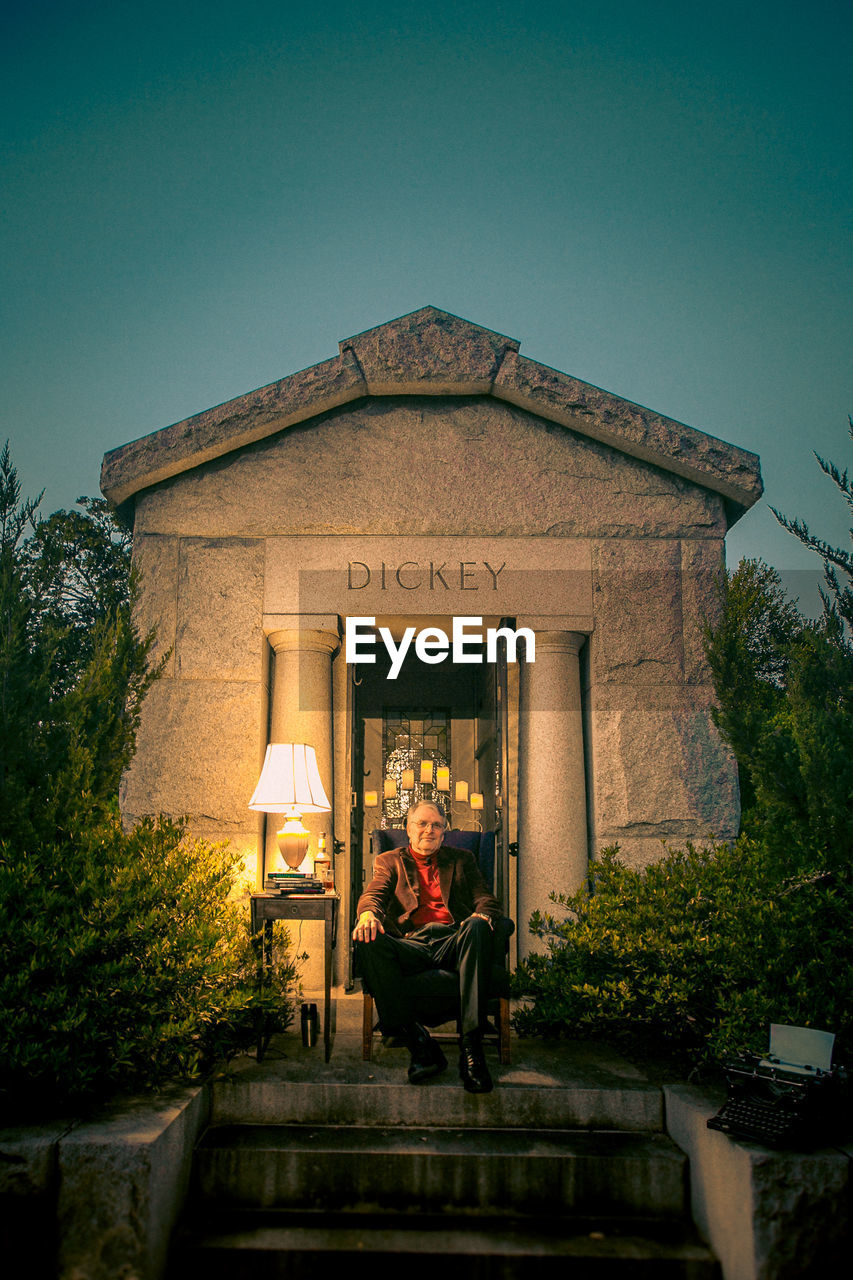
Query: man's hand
[{"left": 352, "top": 910, "right": 385, "bottom": 942}]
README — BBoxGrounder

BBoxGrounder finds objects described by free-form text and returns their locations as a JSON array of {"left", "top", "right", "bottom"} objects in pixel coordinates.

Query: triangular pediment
[
  {"left": 339, "top": 306, "right": 520, "bottom": 392},
  {"left": 101, "top": 306, "right": 762, "bottom": 516}
]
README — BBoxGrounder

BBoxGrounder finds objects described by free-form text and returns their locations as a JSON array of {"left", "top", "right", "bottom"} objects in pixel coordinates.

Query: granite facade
[{"left": 105, "top": 308, "right": 762, "bottom": 947}]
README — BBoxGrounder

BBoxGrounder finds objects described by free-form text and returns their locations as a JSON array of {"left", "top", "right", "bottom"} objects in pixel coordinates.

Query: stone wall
[
  {"left": 125, "top": 533, "right": 269, "bottom": 881},
  {"left": 132, "top": 396, "right": 725, "bottom": 540},
  {"left": 585, "top": 536, "right": 738, "bottom": 867}
]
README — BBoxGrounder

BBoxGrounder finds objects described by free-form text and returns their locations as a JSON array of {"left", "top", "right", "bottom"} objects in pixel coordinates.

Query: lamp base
[{"left": 276, "top": 814, "right": 311, "bottom": 870}]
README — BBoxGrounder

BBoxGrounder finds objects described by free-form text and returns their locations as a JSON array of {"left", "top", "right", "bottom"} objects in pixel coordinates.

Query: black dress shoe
[
  {"left": 459, "top": 1031, "right": 493, "bottom": 1094},
  {"left": 406, "top": 1023, "right": 448, "bottom": 1084}
]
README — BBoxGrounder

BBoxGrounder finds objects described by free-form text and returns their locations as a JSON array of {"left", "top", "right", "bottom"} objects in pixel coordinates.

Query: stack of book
[{"left": 264, "top": 871, "right": 325, "bottom": 895}]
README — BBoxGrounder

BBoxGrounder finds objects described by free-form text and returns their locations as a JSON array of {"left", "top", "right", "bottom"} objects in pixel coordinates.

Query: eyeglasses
[{"left": 412, "top": 821, "right": 445, "bottom": 831}]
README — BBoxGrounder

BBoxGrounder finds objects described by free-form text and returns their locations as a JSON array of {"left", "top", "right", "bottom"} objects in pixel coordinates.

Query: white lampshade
[
  {"left": 250, "top": 743, "right": 331, "bottom": 871},
  {"left": 249, "top": 743, "right": 332, "bottom": 813},
  {"left": 470, "top": 792, "right": 484, "bottom": 810}
]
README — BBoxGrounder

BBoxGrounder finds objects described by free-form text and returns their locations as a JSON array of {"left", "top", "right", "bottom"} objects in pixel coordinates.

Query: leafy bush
[
  {"left": 513, "top": 562, "right": 853, "bottom": 1067},
  {"left": 513, "top": 841, "right": 853, "bottom": 1068},
  {"left": 0, "top": 815, "right": 300, "bottom": 1118},
  {"left": 0, "top": 445, "right": 301, "bottom": 1114}
]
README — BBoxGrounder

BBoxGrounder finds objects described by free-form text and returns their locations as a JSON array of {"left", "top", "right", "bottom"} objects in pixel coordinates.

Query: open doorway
[{"left": 346, "top": 617, "right": 515, "bottom": 984}]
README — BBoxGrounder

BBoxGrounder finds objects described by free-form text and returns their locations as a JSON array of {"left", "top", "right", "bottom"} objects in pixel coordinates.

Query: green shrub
[
  {"left": 513, "top": 841, "right": 853, "bottom": 1069},
  {"left": 1, "top": 446, "right": 301, "bottom": 1115},
  {"left": 0, "top": 815, "right": 300, "bottom": 1118}
]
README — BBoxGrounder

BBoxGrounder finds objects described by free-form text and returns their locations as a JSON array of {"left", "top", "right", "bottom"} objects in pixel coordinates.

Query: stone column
[
  {"left": 265, "top": 621, "right": 341, "bottom": 871},
  {"left": 517, "top": 630, "right": 588, "bottom": 958},
  {"left": 265, "top": 618, "right": 341, "bottom": 992}
]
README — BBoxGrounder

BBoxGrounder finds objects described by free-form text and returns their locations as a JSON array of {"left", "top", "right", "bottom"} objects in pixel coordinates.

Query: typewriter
[{"left": 707, "top": 1023, "right": 847, "bottom": 1148}]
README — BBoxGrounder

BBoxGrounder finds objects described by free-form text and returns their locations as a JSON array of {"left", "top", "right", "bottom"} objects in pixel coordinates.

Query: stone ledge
[
  {"left": 57, "top": 1083, "right": 210, "bottom": 1280},
  {"left": 664, "top": 1081, "right": 852, "bottom": 1280},
  {"left": 0, "top": 1119, "right": 72, "bottom": 1199},
  {"left": 1, "top": 1084, "right": 209, "bottom": 1280},
  {"left": 0, "top": 1119, "right": 73, "bottom": 1279}
]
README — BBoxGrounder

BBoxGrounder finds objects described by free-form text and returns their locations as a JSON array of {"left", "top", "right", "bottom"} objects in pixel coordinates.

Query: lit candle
[
  {"left": 420, "top": 760, "right": 433, "bottom": 784},
  {"left": 436, "top": 766, "right": 450, "bottom": 792},
  {"left": 401, "top": 768, "right": 415, "bottom": 791},
  {"left": 364, "top": 790, "right": 378, "bottom": 808},
  {"left": 455, "top": 780, "right": 469, "bottom": 803},
  {"left": 470, "top": 792, "right": 484, "bottom": 810},
  {"left": 383, "top": 778, "right": 397, "bottom": 800}
]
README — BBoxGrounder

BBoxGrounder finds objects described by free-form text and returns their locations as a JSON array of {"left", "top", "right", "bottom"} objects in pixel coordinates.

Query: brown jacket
[{"left": 356, "top": 844, "right": 501, "bottom": 937}]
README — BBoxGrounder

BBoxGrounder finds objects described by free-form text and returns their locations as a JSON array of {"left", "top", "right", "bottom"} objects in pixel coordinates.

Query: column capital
[
  {"left": 267, "top": 627, "right": 341, "bottom": 658},
  {"left": 527, "top": 629, "right": 587, "bottom": 657}
]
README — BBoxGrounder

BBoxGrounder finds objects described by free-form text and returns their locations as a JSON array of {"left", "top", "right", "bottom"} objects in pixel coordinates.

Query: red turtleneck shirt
[{"left": 408, "top": 846, "right": 454, "bottom": 928}]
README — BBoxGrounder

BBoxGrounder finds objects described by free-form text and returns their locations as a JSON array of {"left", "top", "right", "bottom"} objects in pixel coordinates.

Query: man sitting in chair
[{"left": 353, "top": 799, "right": 504, "bottom": 1094}]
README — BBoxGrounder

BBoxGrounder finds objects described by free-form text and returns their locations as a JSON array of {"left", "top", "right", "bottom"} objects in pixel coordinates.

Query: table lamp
[{"left": 249, "top": 743, "right": 332, "bottom": 868}]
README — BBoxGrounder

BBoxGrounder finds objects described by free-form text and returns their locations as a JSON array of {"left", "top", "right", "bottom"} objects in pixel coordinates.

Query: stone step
[
  {"left": 170, "top": 1208, "right": 720, "bottom": 1278},
  {"left": 210, "top": 1067, "right": 663, "bottom": 1132},
  {"left": 195, "top": 1124, "right": 689, "bottom": 1218},
  {"left": 212, "top": 1018, "right": 666, "bottom": 1133}
]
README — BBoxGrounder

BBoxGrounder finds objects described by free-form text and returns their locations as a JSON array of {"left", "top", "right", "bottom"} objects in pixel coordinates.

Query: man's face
[{"left": 406, "top": 805, "right": 446, "bottom": 857}]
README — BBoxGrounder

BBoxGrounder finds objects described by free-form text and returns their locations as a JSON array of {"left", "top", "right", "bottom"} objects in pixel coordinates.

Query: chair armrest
[{"left": 493, "top": 916, "right": 514, "bottom": 950}]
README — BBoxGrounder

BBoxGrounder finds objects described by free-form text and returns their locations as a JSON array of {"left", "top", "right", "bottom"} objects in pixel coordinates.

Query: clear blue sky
[{"left": 2, "top": 0, "right": 851, "bottom": 610}]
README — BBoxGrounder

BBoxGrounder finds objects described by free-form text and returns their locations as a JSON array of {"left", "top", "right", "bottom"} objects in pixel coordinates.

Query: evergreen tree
[
  {"left": 771, "top": 415, "right": 853, "bottom": 634},
  {"left": 0, "top": 443, "right": 54, "bottom": 835},
  {"left": 704, "top": 559, "right": 853, "bottom": 867},
  {"left": 0, "top": 443, "right": 159, "bottom": 841},
  {"left": 22, "top": 495, "right": 135, "bottom": 698},
  {"left": 702, "top": 559, "right": 804, "bottom": 821}
]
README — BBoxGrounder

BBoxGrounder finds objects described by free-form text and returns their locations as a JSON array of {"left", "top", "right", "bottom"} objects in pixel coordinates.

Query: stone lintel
[{"left": 265, "top": 536, "right": 595, "bottom": 620}]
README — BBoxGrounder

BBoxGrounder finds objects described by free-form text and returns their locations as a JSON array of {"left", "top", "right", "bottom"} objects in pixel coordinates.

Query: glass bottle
[{"left": 314, "top": 831, "right": 332, "bottom": 889}]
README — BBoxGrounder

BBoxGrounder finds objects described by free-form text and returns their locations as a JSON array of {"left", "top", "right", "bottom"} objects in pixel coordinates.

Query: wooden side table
[{"left": 250, "top": 891, "right": 339, "bottom": 1062}]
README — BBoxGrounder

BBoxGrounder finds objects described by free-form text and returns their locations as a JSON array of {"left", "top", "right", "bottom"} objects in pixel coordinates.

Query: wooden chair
[{"left": 359, "top": 827, "right": 513, "bottom": 1063}]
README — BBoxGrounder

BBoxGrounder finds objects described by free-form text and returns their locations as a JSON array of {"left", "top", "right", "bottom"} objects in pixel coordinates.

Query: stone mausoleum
[{"left": 100, "top": 307, "right": 762, "bottom": 980}]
